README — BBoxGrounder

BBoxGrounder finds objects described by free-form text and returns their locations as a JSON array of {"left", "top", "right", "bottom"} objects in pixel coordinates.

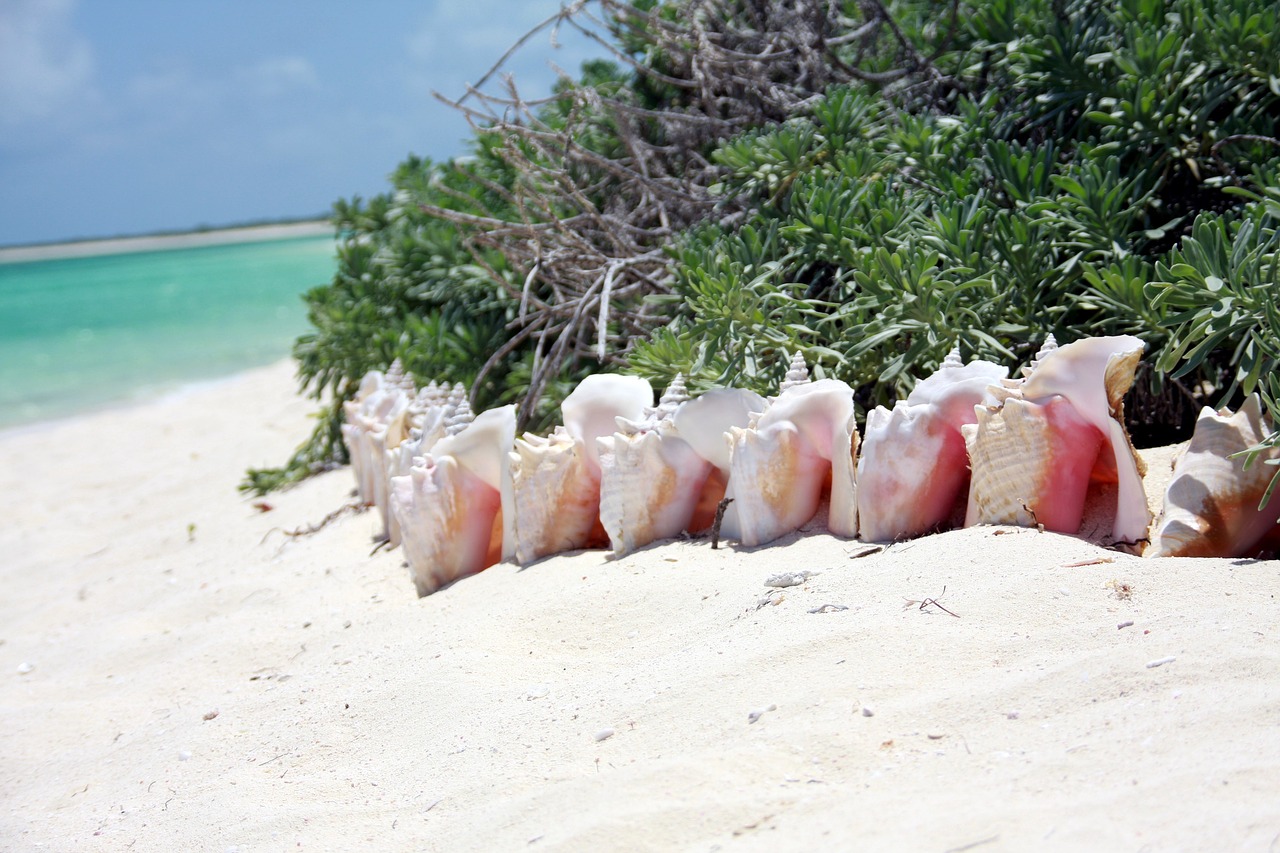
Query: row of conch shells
[{"left": 339, "top": 337, "right": 1279, "bottom": 596}]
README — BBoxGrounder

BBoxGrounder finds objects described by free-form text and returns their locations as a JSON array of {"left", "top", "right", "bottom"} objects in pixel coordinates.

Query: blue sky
[{"left": 0, "top": 0, "right": 602, "bottom": 246}]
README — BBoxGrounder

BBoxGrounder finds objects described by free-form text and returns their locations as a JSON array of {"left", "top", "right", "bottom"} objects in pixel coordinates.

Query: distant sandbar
[{"left": 0, "top": 220, "right": 332, "bottom": 264}]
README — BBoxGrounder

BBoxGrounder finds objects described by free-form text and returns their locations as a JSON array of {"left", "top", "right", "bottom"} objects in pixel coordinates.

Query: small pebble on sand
[
  {"left": 860, "top": 705, "right": 875, "bottom": 717},
  {"left": 765, "top": 571, "right": 815, "bottom": 588},
  {"left": 16, "top": 662, "right": 33, "bottom": 675},
  {"left": 594, "top": 728, "right": 615, "bottom": 742}
]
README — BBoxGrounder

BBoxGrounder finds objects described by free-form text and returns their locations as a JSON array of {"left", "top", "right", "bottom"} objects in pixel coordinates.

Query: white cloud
[
  {"left": 234, "top": 57, "right": 320, "bottom": 99},
  {"left": 0, "top": 0, "right": 95, "bottom": 129}
]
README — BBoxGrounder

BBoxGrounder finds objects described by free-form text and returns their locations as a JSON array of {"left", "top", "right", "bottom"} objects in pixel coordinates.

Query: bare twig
[
  {"left": 903, "top": 585, "right": 960, "bottom": 617},
  {"left": 264, "top": 500, "right": 364, "bottom": 542},
  {"left": 416, "top": 0, "right": 959, "bottom": 424},
  {"left": 711, "top": 497, "right": 735, "bottom": 549}
]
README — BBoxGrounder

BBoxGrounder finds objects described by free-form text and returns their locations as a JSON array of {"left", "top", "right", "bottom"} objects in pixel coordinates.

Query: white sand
[
  {"left": 0, "top": 221, "right": 331, "bottom": 265},
  {"left": 2, "top": 361, "right": 1278, "bottom": 851}
]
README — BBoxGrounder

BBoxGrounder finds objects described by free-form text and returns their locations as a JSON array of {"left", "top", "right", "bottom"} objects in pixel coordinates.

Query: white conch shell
[
  {"left": 857, "top": 349, "right": 1008, "bottom": 541},
  {"left": 676, "top": 388, "right": 770, "bottom": 472},
  {"left": 366, "top": 393, "right": 414, "bottom": 534},
  {"left": 383, "top": 382, "right": 468, "bottom": 547},
  {"left": 597, "top": 383, "right": 767, "bottom": 555},
  {"left": 509, "top": 374, "right": 652, "bottom": 564},
  {"left": 722, "top": 378, "right": 859, "bottom": 547},
  {"left": 962, "top": 335, "right": 1150, "bottom": 542},
  {"left": 391, "top": 405, "right": 517, "bottom": 596},
  {"left": 341, "top": 369, "right": 415, "bottom": 506},
  {"left": 1148, "top": 395, "right": 1280, "bottom": 557},
  {"left": 340, "top": 369, "right": 384, "bottom": 503}
]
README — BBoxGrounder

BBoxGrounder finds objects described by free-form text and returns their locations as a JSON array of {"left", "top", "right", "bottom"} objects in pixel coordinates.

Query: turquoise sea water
[{"left": 0, "top": 235, "right": 336, "bottom": 429}]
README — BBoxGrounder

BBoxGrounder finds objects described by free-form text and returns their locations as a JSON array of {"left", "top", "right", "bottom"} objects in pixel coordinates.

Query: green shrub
[
  {"left": 250, "top": 0, "right": 1280, "bottom": 495},
  {"left": 628, "top": 0, "right": 1280, "bottom": 452}
]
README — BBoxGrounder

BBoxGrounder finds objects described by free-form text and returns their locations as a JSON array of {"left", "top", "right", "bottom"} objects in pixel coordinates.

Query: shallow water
[{"left": 0, "top": 235, "right": 335, "bottom": 428}]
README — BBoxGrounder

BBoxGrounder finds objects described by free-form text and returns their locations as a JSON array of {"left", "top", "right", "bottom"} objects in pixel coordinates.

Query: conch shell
[
  {"left": 722, "top": 377, "right": 859, "bottom": 547},
  {"left": 390, "top": 406, "right": 517, "bottom": 596},
  {"left": 1148, "top": 395, "right": 1280, "bottom": 557},
  {"left": 962, "top": 335, "right": 1150, "bottom": 542},
  {"left": 857, "top": 348, "right": 1008, "bottom": 542},
  {"left": 508, "top": 374, "right": 652, "bottom": 564},
  {"left": 597, "top": 378, "right": 767, "bottom": 555},
  {"left": 383, "top": 383, "right": 470, "bottom": 547},
  {"left": 341, "top": 367, "right": 404, "bottom": 505}
]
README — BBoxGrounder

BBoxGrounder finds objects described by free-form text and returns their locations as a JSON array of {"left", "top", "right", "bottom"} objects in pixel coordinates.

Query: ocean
[{"left": 0, "top": 233, "right": 336, "bottom": 429}]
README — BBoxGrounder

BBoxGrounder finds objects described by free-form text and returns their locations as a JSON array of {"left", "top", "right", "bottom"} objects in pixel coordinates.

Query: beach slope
[{"left": 1, "top": 361, "right": 1277, "bottom": 851}]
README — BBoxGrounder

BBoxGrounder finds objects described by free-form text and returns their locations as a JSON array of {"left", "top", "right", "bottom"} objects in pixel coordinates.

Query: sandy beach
[
  {"left": 0, "top": 221, "right": 332, "bottom": 265},
  {"left": 2, "top": 360, "right": 1278, "bottom": 851}
]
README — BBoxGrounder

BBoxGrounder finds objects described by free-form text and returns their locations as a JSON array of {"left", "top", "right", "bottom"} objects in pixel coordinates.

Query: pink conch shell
[
  {"left": 857, "top": 349, "right": 1008, "bottom": 541},
  {"left": 1148, "top": 395, "right": 1280, "bottom": 557},
  {"left": 963, "top": 394, "right": 1106, "bottom": 532},
  {"left": 391, "top": 405, "right": 516, "bottom": 596},
  {"left": 962, "top": 335, "right": 1150, "bottom": 542},
  {"left": 597, "top": 379, "right": 767, "bottom": 555},
  {"left": 509, "top": 374, "right": 652, "bottom": 564},
  {"left": 723, "top": 378, "right": 859, "bottom": 547}
]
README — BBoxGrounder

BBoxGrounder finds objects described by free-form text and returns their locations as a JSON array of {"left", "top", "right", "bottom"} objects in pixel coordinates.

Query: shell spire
[
  {"left": 445, "top": 382, "right": 467, "bottom": 408},
  {"left": 655, "top": 374, "right": 690, "bottom": 418},
  {"left": 940, "top": 346, "right": 964, "bottom": 370},
  {"left": 416, "top": 380, "right": 445, "bottom": 408},
  {"left": 384, "top": 358, "right": 413, "bottom": 391},
  {"left": 1023, "top": 334, "right": 1059, "bottom": 377},
  {"left": 445, "top": 396, "right": 474, "bottom": 436},
  {"left": 777, "top": 350, "right": 811, "bottom": 396},
  {"left": 616, "top": 374, "right": 689, "bottom": 436}
]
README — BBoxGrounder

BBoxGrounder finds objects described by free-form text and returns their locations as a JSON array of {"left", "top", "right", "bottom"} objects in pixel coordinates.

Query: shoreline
[
  {"left": 0, "top": 220, "right": 332, "bottom": 265},
  {"left": 0, "top": 357, "right": 302, "bottom": 441}
]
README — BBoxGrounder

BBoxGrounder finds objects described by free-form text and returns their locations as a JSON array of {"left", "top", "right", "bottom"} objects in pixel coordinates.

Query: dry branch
[{"left": 423, "top": 0, "right": 955, "bottom": 426}]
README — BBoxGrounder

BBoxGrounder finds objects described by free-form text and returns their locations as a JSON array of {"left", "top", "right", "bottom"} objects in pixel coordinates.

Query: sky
[{"left": 0, "top": 0, "right": 604, "bottom": 246}]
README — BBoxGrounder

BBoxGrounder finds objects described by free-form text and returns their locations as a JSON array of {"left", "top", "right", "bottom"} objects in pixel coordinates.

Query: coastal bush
[
  {"left": 628, "top": 0, "right": 1280, "bottom": 449},
  {"left": 246, "top": 0, "right": 945, "bottom": 492},
  {"left": 1148, "top": 204, "right": 1280, "bottom": 503},
  {"left": 249, "top": 0, "right": 1280, "bottom": 494}
]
